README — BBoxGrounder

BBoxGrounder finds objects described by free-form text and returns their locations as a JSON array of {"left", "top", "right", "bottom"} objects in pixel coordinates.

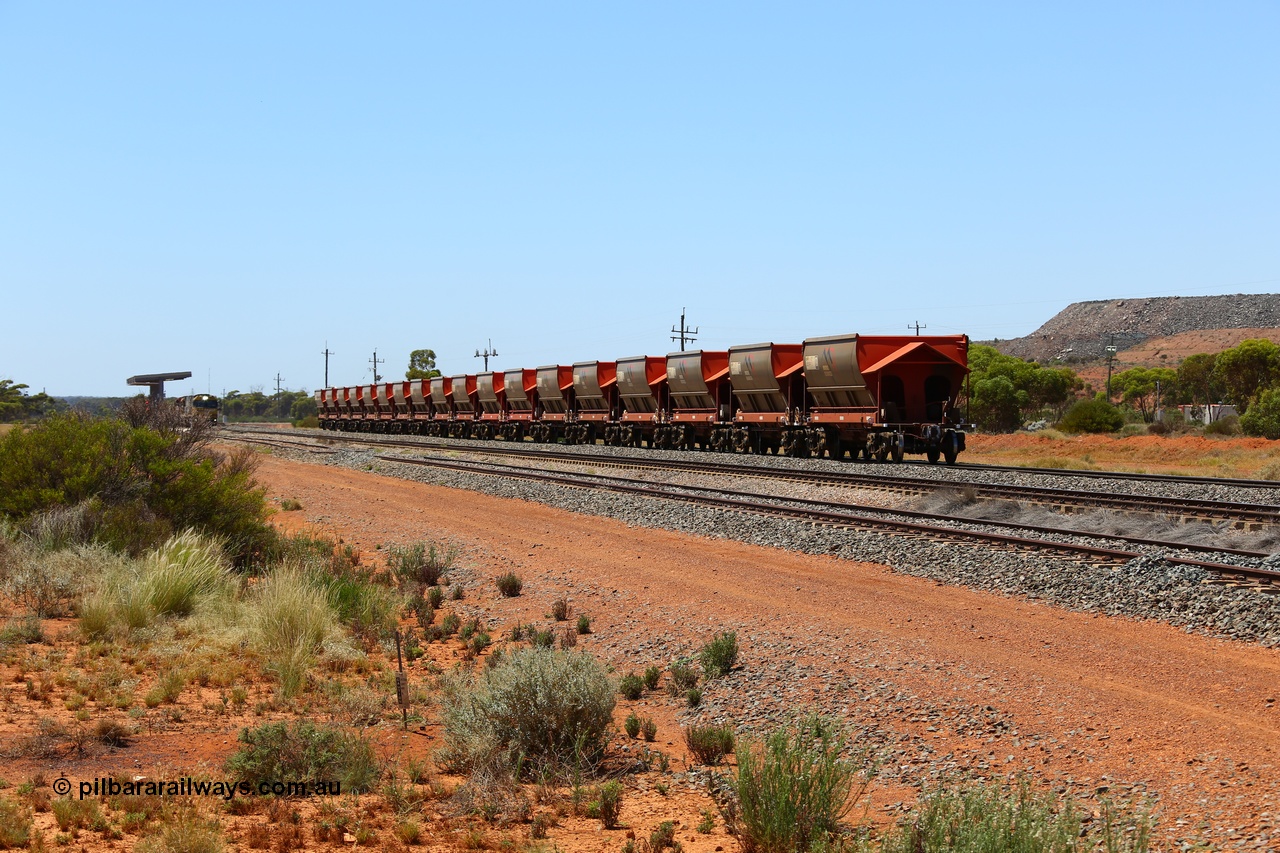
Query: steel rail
[
  {"left": 372, "top": 452, "right": 1280, "bottom": 585},
  {"left": 227, "top": 427, "right": 1280, "bottom": 527}
]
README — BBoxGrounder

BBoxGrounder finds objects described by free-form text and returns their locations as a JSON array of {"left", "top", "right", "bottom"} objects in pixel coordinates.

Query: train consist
[{"left": 316, "top": 333, "right": 971, "bottom": 463}]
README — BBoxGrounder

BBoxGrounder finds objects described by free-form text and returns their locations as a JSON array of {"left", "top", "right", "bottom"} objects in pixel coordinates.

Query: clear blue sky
[{"left": 3, "top": 2, "right": 1277, "bottom": 397}]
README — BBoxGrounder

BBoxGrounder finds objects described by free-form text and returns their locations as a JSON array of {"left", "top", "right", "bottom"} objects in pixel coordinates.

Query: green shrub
[
  {"left": 439, "top": 648, "right": 615, "bottom": 778},
  {"left": 52, "top": 796, "right": 101, "bottom": 831},
  {"left": 309, "top": 563, "right": 398, "bottom": 641},
  {"left": 427, "top": 586, "right": 444, "bottom": 609},
  {"left": 700, "top": 631, "right": 739, "bottom": 678},
  {"left": 649, "top": 821, "right": 677, "bottom": 851},
  {"left": 729, "top": 715, "right": 872, "bottom": 853},
  {"left": 684, "top": 723, "right": 735, "bottom": 765},
  {"left": 1204, "top": 414, "right": 1241, "bottom": 436},
  {"left": 530, "top": 627, "right": 554, "bottom": 648},
  {"left": 642, "top": 666, "right": 661, "bottom": 691},
  {"left": 596, "top": 780, "right": 623, "bottom": 829},
  {"left": 0, "top": 796, "right": 32, "bottom": 848},
  {"left": 1058, "top": 399, "right": 1124, "bottom": 434},
  {"left": 624, "top": 712, "right": 641, "bottom": 738},
  {"left": 135, "top": 812, "right": 225, "bottom": 853},
  {"left": 0, "top": 614, "right": 44, "bottom": 647},
  {"left": 576, "top": 614, "right": 591, "bottom": 635},
  {"left": 226, "top": 720, "right": 379, "bottom": 793},
  {"left": 640, "top": 718, "right": 657, "bottom": 742},
  {"left": 879, "top": 777, "right": 1151, "bottom": 853},
  {"left": 495, "top": 572, "right": 522, "bottom": 597},
  {"left": 388, "top": 541, "right": 456, "bottom": 587},
  {"left": 1241, "top": 389, "right": 1280, "bottom": 439},
  {"left": 550, "top": 597, "right": 571, "bottom": 621},
  {"left": 0, "top": 412, "right": 272, "bottom": 563},
  {"left": 686, "top": 688, "right": 702, "bottom": 707},
  {"left": 667, "top": 663, "right": 699, "bottom": 695},
  {"left": 619, "top": 673, "right": 644, "bottom": 700}
]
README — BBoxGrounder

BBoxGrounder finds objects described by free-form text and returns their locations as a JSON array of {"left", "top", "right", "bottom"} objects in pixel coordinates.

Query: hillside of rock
[{"left": 992, "top": 294, "right": 1280, "bottom": 362}]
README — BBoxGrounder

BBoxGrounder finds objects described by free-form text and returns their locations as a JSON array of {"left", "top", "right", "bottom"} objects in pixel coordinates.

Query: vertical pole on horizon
[{"left": 670, "top": 308, "right": 699, "bottom": 351}]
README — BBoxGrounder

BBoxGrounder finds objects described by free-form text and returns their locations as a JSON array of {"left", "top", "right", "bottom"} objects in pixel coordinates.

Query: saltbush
[
  {"left": 619, "top": 673, "right": 644, "bottom": 700},
  {"left": 388, "top": 541, "right": 455, "bottom": 587},
  {"left": 596, "top": 780, "right": 623, "bottom": 829},
  {"left": 0, "top": 796, "right": 33, "bottom": 848},
  {"left": 226, "top": 720, "right": 379, "bottom": 793},
  {"left": 879, "top": 776, "right": 1151, "bottom": 853},
  {"left": 729, "top": 715, "right": 872, "bottom": 853},
  {"left": 439, "top": 648, "right": 615, "bottom": 778},
  {"left": 684, "top": 723, "right": 736, "bottom": 765},
  {"left": 495, "top": 572, "right": 523, "bottom": 597},
  {"left": 700, "top": 631, "right": 739, "bottom": 678},
  {"left": 1057, "top": 399, "right": 1124, "bottom": 434}
]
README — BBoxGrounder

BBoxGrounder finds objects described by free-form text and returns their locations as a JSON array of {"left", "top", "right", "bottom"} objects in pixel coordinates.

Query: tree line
[{"left": 963, "top": 338, "right": 1280, "bottom": 436}]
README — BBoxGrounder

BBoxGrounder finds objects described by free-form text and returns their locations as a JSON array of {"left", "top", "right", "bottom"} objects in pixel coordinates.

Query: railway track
[
  {"left": 366, "top": 451, "right": 1280, "bottom": 588},
  {"left": 226, "top": 427, "right": 1280, "bottom": 528},
  {"left": 224, "top": 428, "right": 1280, "bottom": 589}
]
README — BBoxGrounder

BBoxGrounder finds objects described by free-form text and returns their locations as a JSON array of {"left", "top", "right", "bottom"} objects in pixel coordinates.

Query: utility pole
[
  {"left": 369, "top": 350, "right": 384, "bottom": 384},
  {"left": 322, "top": 343, "right": 334, "bottom": 388},
  {"left": 1105, "top": 335, "right": 1118, "bottom": 404},
  {"left": 670, "top": 308, "right": 699, "bottom": 351},
  {"left": 274, "top": 373, "right": 285, "bottom": 419},
  {"left": 908, "top": 321, "right": 927, "bottom": 336},
  {"left": 475, "top": 339, "right": 498, "bottom": 371}
]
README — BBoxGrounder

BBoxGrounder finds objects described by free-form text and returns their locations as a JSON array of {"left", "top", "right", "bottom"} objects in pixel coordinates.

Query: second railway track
[
  {"left": 224, "top": 428, "right": 1280, "bottom": 590},
  {"left": 227, "top": 427, "right": 1280, "bottom": 529}
]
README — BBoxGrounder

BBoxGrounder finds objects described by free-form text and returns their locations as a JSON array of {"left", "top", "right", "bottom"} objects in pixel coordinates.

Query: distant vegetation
[
  {"left": 0, "top": 400, "right": 273, "bottom": 563},
  {"left": 221, "top": 388, "right": 316, "bottom": 423},
  {"left": 0, "top": 378, "right": 58, "bottom": 422},
  {"left": 964, "top": 338, "right": 1280, "bottom": 438}
]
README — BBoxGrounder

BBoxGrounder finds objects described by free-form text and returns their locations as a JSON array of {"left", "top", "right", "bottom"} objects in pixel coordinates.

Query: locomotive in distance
[
  {"left": 316, "top": 333, "right": 971, "bottom": 464},
  {"left": 172, "top": 394, "right": 220, "bottom": 426}
]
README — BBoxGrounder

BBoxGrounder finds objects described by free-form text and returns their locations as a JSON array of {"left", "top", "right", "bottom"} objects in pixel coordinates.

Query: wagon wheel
[
  {"left": 732, "top": 428, "right": 751, "bottom": 453},
  {"left": 891, "top": 436, "right": 904, "bottom": 463},
  {"left": 943, "top": 433, "right": 959, "bottom": 465},
  {"left": 926, "top": 448, "right": 940, "bottom": 464},
  {"left": 874, "top": 441, "right": 889, "bottom": 462},
  {"left": 808, "top": 429, "right": 827, "bottom": 459},
  {"left": 828, "top": 436, "right": 843, "bottom": 461}
]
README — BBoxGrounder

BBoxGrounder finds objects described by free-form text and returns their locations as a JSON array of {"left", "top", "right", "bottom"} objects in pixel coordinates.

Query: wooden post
[{"left": 394, "top": 630, "right": 408, "bottom": 731}]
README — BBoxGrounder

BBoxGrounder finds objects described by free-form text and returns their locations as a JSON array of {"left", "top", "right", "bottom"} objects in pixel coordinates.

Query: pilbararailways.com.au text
[{"left": 59, "top": 776, "right": 343, "bottom": 800}]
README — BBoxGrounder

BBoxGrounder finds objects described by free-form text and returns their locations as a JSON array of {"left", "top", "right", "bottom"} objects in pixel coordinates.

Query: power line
[
  {"left": 670, "top": 308, "right": 698, "bottom": 351},
  {"left": 475, "top": 339, "right": 499, "bottom": 371},
  {"left": 322, "top": 343, "right": 334, "bottom": 388},
  {"left": 908, "top": 321, "right": 927, "bottom": 336},
  {"left": 369, "top": 349, "right": 385, "bottom": 384},
  {"left": 274, "top": 373, "right": 286, "bottom": 419}
]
